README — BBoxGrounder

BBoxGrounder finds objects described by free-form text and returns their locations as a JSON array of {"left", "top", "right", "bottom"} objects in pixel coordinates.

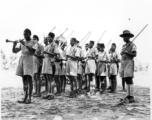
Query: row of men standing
[{"left": 12, "top": 29, "right": 137, "bottom": 104}]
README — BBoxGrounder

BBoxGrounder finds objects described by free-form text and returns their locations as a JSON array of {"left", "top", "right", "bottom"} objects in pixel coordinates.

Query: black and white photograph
[{"left": 0, "top": 0, "right": 151, "bottom": 120}]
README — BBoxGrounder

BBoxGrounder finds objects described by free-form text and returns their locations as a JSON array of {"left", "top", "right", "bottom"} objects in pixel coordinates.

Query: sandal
[
  {"left": 25, "top": 99, "right": 31, "bottom": 104},
  {"left": 47, "top": 95, "right": 54, "bottom": 100},
  {"left": 42, "top": 94, "right": 50, "bottom": 99},
  {"left": 33, "top": 94, "right": 41, "bottom": 97}
]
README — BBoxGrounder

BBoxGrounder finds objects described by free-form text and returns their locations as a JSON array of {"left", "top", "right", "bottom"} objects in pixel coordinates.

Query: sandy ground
[{"left": 1, "top": 70, "right": 151, "bottom": 120}]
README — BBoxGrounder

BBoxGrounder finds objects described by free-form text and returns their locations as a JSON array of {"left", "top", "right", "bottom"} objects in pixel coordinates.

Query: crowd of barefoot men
[{"left": 12, "top": 28, "right": 137, "bottom": 104}]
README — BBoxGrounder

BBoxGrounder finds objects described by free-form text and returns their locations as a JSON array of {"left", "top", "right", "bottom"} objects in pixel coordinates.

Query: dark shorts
[{"left": 124, "top": 77, "right": 133, "bottom": 84}]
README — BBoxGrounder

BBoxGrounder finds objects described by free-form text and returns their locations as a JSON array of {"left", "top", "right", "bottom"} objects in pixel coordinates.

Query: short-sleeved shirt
[
  {"left": 59, "top": 47, "right": 67, "bottom": 60},
  {"left": 97, "top": 51, "right": 108, "bottom": 62},
  {"left": 121, "top": 42, "right": 137, "bottom": 60},
  {"left": 109, "top": 50, "right": 120, "bottom": 61},
  {"left": 44, "top": 42, "right": 58, "bottom": 62},
  {"left": 21, "top": 39, "right": 36, "bottom": 55},
  {"left": 33, "top": 43, "right": 44, "bottom": 64},
  {"left": 86, "top": 47, "right": 98, "bottom": 58},
  {"left": 67, "top": 45, "right": 80, "bottom": 59}
]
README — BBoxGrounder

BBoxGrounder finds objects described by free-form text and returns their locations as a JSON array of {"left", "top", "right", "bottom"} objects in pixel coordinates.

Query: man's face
[
  {"left": 89, "top": 42, "right": 93, "bottom": 48},
  {"left": 76, "top": 42, "right": 79, "bottom": 46},
  {"left": 23, "top": 32, "right": 30, "bottom": 40},
  {"left": 44, "top": 37, "right": 48, "bottom": 45},
  {"left": 97, "top": 45, "right": 100, "bottom": 51},
  {"left": 47, "top": 36, "right": 53, "bottom": 43},
  {"left": 85, "top": 44, "right": 88, "bottom": 50},
  {"left": 123, "top": 36, "right": 130, "bottom": 42},
  {"left": 111, "top": 45, "right": 116, "bottom": 51},
  {"left": 70, "top": 39, "right": 75, "bottom": 46},
  {"left": 33, "top": 37, "right": 38, "bottom": 43},
  {"left": 101, "top": 47, "right": 104, "bottom": 51}
]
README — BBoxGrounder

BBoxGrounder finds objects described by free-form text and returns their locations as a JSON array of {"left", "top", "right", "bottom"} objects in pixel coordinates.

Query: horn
[{"left": 6, "top": 39, "right": 17, "bottom": 43}]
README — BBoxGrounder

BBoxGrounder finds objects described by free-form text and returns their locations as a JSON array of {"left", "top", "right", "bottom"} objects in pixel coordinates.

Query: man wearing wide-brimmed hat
[{"left": 119, "top": 30, "right": 137, "bottom": 104}]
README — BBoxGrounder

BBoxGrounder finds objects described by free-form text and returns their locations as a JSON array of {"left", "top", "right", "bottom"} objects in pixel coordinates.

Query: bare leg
[
  {"left": 62, "top": 75, "right": 66, "bottom": 92},
  {"left": 44, "top": 74, "right": 48, "bottom": 93},
  {"left": 25, "top": 75, "right": 33, "bottom": 104},
  {"left": 33, "top": 73, "right": 41, "bottom": 96},
  {"left": 18, "top": 76, "right": 28, "bottom": 103},
  {"left": 33, "top": 74, "right": 37, "bottom": 95}
]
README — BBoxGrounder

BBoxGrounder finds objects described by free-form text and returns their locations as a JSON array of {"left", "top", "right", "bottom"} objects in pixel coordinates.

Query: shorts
[
  {"left": 66, "top": 59, "right": 78, "bottom": 76},
  {"left": 54, "top": 62, "right": 61, "bottom": 75},
  {"left": 16, "top": 54, "right": 33, "bottom": 77},
  {"left": 85, "top": 59, "right": 96, "bottom": 74},
  {"left": 41, "top": 57, "right": 53, "bottom": 74}
]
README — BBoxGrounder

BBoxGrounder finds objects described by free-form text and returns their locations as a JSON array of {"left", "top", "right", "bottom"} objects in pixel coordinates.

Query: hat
[{"left": 120, "top": 30, "right": 134, "bottom": 38}]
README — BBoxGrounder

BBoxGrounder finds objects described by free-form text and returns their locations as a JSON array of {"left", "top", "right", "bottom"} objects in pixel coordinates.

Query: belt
[
  {"left": 98, "top": 61, "right": 107, "bottom": 63},
  {"left": 61, "top": 59, "right": 67, "bottom": 62},
  {"left": 87, "top": 58, "right": 95, "bottom": 60},
  {"left": 54, "top": 60, "right": 61, "bottom": 62}
]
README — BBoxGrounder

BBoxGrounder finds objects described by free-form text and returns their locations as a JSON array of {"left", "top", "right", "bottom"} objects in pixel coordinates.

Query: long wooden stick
[
  {"left": 97, "top": 30, "right": 106, "bottom": 43},
  {"left": 122, "top": 24, "right": 148, "bottom": 52},
  {"left": 81, "top": 33, "right": 91, "bottom": 47},
  {"left": 81, "top": 31, "right": 90, "bottom": 42},
  {"left": 51, "top": 26, "right": 56, "bottom": 32},
  {"left": 60, "top": 30, "right": 74, "bottom": 48},
  {"left": 55, "top": 28, "right": 68, "bottom": 41},
  {"left": 66, "top": 30, "right": 74, "bottom": 41}
]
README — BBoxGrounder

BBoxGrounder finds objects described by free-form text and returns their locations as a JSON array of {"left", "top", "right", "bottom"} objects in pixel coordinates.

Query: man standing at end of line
[
  {"left": 13, "top": 29, "right": 36, "bottom": 104},
  {"left": 119, "top": 30, "right": 137, "bottom": 103}
]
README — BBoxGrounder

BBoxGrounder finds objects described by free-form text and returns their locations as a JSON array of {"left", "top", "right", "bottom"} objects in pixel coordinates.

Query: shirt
[
  {"left": 44, "top": 42, "right": 58, "bottom": 62},
  {"left": 33, "top": 43, "right": 44, "bottom": 64},
  {"left": 108, "top": 50, "right": 120, "bottom": 62},
  {"left": 86, "top": 47, "right": 98, "bottom": 58},
  {"left": 67, "top": 45, "right": 80, "bottom": 60},
  {"left": 97, "top": 51, "right": 108, "bottom": 62},
  {"left": 121, "top": 42, "right": 137, "bottom": 60},
  {"left": 21, "top": 39, "right": 36, "bottom": 55}
]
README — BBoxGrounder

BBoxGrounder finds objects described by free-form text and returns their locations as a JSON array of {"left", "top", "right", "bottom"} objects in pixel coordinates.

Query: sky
[{"left": 0, "top": 0, "right": 152, "bottom": 64}]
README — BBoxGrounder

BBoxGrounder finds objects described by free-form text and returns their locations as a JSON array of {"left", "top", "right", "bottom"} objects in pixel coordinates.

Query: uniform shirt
[
  {"left": 121, "top": 42, "right": 137, "bottom": 60},
  {"left": 59, "top": 46, "right": 68, "bottom": 60},
  {"left": 33, "top": 42, "right": 44, "bottom": 64},
  {"left": 67, "top": 45, "right": 80, "bottom": 60},
  {"left": 97, "top": 51, "right": 108, "bottom": 62},
  {"left": 44, "top": 42, "right": 58, "bottom": 62},
  {"left": 21, "top": 39, "right": 36, "bottom": 55},
  {"left": 108, "top": 50, "right": 120, "bottom": 62},
  {"left": 86, "top": 47, "right": 98, "bottom": 58}
]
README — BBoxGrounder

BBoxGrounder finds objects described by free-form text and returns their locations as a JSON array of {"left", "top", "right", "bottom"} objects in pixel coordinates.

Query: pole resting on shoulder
[{"left": 122, "top": 24, "right": 148, "bottom": 52}]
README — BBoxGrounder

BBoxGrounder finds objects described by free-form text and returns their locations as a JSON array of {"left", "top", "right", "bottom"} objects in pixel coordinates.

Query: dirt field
[{"left": 1, "top": 70, "right": 151, "bottom": 120}]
